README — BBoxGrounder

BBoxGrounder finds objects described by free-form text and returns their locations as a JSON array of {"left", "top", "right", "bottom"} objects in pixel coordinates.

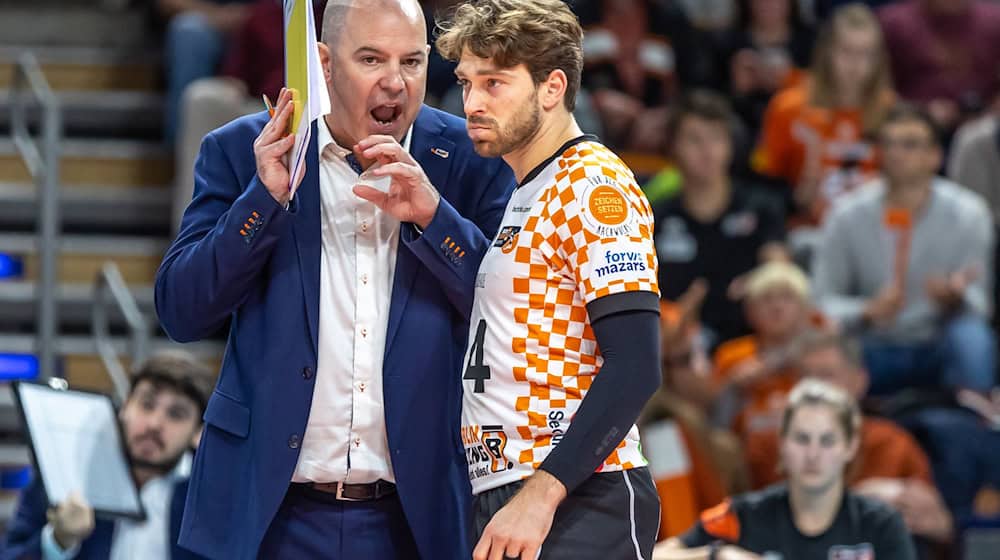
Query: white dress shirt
[
  {"left": 42, "top": 454, "right": 192, "bottom": 560},
  {"left": 291, "top": 118, "right": 411, "bottom": 485}
]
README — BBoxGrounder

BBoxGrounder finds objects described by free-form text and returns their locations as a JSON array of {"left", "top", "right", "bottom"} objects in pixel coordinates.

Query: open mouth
[{"left": 371, "top": 104, "right": 402, "bottom": 127}]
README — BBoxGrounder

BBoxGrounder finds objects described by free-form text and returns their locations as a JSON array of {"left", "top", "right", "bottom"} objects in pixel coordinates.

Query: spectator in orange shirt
[
  {"left": 744, "top": 331, "right": 953, "bottom": 547},
  {"left": 753, "top": 3, "right": 894, "bottom": 229},
  {"left": 640, "top": 293, "right": 744, "bottom": 541},
  {"left": 707, "top": 261, "right": 820, "bottom": 441}
]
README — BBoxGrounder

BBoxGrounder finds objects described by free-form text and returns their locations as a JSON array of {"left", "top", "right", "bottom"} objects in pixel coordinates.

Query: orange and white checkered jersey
[{"left": 461, "top": 139, "right": 660, "bottom": 495}]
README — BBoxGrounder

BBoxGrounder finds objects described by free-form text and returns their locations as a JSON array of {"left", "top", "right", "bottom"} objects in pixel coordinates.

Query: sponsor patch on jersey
[
  {"left": 462, "top": 424, "right": 513, "bottom": 481},
  {"left": 593, "top": 246, "right": 649, "bottom": 279},
  {"left": 582, "top": 177, "right": 635, "bottom": 237}
]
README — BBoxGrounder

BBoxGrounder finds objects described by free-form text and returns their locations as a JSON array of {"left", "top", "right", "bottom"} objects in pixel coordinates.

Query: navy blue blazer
[
  {"left": 155, "top": 106, "right": 514, "bottom": 559},
  {"left": 1, "top": 476, "right": 201, "bottom": 560}
]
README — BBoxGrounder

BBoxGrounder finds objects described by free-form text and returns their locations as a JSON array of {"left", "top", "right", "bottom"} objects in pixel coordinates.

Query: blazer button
[
  {"left": 302, "top": 366, "right": 313, "bottom": 380},
  {"left": 288, "top": 434, "right": 301, "bottom": 449}
]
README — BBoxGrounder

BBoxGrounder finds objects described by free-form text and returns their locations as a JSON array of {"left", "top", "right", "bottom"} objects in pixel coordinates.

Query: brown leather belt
[{"left": 294, "top": 480, "right": 397, "bottom": 502}]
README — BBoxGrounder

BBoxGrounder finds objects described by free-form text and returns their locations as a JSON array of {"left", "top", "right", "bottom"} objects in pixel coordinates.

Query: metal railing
[
  {"left": 92, "top": 261, "right": 149, "bottom": 405},
  {"left": 10, "top": 51, "right": 61, "bottom": 383}
]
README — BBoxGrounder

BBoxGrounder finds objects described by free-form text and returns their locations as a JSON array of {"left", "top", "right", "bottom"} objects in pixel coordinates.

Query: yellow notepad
[
  {"left": 284, "top": 0, "right": 307, "bottom": 136},
  {"left": 283, "top": 0, "right": 331, "bottom": 195}
]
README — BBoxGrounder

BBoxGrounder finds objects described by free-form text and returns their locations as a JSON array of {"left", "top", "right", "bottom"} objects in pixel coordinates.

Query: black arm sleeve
[{"left": 537, "top": 296, "right": 661, "bottom": 494}]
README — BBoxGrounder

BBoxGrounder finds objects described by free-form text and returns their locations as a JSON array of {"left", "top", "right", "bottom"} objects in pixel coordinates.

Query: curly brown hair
[{"left": 435, "top": 0, "right": 583, "bottom": 111}]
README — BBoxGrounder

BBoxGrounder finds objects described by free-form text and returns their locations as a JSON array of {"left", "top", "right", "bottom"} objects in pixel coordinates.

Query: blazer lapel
[
  {"left": 385, "top": 107, "right": 456, "bottom": 353},
  {"left": 292, "top": 121, "right": 322, "bottom": 355}
]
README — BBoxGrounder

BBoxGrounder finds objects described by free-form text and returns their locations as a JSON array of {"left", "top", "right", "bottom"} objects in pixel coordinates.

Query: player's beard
[{"left": 469, "top": 91, "right": 542, "bottom": 158}]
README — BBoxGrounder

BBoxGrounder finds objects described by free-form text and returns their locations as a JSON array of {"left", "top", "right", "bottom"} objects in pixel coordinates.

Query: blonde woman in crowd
[{"left": 753, "top": 3, "right": 894, "bottom": 229}]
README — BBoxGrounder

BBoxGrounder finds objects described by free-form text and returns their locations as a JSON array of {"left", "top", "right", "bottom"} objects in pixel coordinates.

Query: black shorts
[{"left": 473, "top": 467, "right": 660, "bottom": 559}]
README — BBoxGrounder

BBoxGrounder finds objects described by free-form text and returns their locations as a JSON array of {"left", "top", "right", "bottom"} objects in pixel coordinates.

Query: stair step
[
  {"left": 0, "top": 233, "right": 167, "bottom": 284},
  {"left": 0, "top": 183, "right": 172, "bottom": 232},
  {"left": 0, "top": 334, "right": 223, "bottom": 394},
  {"left": 0, "top": 139, "right": 172, "bottom": 188},
  {"left": 0, "top": 7, "right": 150, "bottom": 49},
  {"left": 0, "top": 47, "right": 159, "bottom": 92},
  {"left": 0, "top": 89, "right": 163, "bottom": 138},
  {"left": 0, "top": 282, "right": 154, "bottom": 329}
]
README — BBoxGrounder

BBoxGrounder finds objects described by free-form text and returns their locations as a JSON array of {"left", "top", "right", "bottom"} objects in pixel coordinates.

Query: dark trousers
[
  {"left": 901, "top": 407, "right": 1000, "bottom": 524},
  {"left": 258, "top": 484, "right": 420, "bottom": 559},
  {"left": 473, "top": 467, "right": 660, "bottom": 559}
]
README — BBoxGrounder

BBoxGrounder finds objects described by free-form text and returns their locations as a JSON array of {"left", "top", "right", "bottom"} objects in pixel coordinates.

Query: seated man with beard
[{"left": 3, "top": 351, "right": 213, "bottom": 560}]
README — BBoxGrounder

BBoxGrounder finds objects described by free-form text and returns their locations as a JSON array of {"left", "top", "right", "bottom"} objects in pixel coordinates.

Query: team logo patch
[
  {"left": 494, "top": 225, "right": 521, "bottom": 254},
  {"left": 582, "top": 177, "right": 635, "bottom": 237},
  {"left": 481, "top": 425, "right": 513, "bottom": 473},
  {"left": 588, "top": 185, "right": 628, "bottom": 225}
]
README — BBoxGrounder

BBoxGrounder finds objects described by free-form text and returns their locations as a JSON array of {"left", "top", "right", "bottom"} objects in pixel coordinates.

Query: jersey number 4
[{"left": 464, "top": 319, "right": 491, "bottom": 393}]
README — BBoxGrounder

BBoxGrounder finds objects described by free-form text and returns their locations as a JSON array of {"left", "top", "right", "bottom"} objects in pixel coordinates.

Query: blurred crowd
[{"left": 143, "top": 0, "right": 1000, "bottom": 557}]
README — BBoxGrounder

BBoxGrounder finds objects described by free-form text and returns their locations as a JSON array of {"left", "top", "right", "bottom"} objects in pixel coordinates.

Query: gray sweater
[
  {"left": 948, "top": 115, "right": 1000, "bottom": 224},
  {"left": 812, "top": 177, "right": 994, "bottom": 342}
]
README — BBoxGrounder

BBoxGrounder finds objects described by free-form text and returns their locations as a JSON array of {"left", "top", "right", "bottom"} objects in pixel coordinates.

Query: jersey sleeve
[{"left": 537, "top": 149, "right": 660, "bottom": 319}]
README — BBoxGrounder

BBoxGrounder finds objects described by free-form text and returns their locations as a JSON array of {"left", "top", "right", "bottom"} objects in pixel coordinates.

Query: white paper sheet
[{"left": 15, "top": 383, "right": 144, "bottom": 519}]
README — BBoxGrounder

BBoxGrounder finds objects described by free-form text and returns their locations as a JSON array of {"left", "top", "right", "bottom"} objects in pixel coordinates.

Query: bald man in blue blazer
[{"left": 155, "top": 2, "right": 514, "bottom": 557}]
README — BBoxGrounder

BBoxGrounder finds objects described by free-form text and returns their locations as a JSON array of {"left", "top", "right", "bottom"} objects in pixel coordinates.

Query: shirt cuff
[{"left": 42, "top": 523, "right": 80, "bottom": 560}]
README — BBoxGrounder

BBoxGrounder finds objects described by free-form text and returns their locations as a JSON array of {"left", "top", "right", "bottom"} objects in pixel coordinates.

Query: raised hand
[
  {"left": 47, "top": 492, "right": 95, "bottom": 551},
  {"left": 352, "top": 135, "right": 441, "bottom": 229},
  {"left": 253, "top": 88, "right": 299, "bottom": 207}
]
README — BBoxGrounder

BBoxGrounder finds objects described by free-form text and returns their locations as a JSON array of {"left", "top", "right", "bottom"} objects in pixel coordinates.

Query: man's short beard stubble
[
  {"left": 469, "top": 91, "right": 542, "bottom": 158},
  {"left": 128, "top": 431, "right": 186, "bottom": 474},
  {"left": 131, "top": 455, "right": 184, "bottom": 474}
]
